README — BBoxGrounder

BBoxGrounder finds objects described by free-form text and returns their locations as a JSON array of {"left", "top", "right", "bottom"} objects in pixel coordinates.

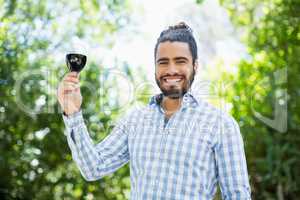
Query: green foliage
[
  {"left": 0, "top": 0, "right": 144, "bottom": 199},
  {"left": 196, "top": 0, "right": 205, "bottom": 4},
  {"left": 216, "top": 0, "right": 300, "bottom": 199}
]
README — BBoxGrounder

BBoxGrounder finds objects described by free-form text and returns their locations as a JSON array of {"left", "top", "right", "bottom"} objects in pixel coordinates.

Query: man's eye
[
  {"left": 159, "top": 62, "right": 168, "bottom": 65},
  {"left": 177, "top": 60, "right": 186, "bottom": 64}
]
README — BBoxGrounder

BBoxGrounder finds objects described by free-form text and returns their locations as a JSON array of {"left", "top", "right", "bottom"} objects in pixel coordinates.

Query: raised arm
[
  {"left": 63, "top": 111, "right": 130, "bottom": 181},
  {"left": 57, "top": 72, "right": 130, "bottom": 181}
]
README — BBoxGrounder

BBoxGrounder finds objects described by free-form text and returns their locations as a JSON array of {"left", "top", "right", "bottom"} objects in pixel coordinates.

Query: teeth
[{"left": 165, "top": 78, "right": 181, "bottom": 83}]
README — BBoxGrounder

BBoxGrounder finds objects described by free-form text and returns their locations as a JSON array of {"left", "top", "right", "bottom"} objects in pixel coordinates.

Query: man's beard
[{"left": 155, "top": 69, "right": 195, "bottom": 99}]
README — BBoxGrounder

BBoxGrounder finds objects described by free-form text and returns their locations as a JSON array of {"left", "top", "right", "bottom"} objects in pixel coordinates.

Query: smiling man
[{"left": 57, "top": 22, "right": 251, "bottom": 199}]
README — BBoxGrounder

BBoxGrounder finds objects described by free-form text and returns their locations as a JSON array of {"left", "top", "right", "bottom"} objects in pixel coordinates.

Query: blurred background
[{"left": 0, "top": 0, "right": 299, "bottom": 199}]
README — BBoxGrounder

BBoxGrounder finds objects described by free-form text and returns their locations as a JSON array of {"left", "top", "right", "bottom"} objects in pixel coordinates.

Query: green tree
[
  {"left": 216, "top": 0, "right": 300, "bottom": 199},
  {"left": 0, "top": 0, "right": 142, "bottom": 199}
]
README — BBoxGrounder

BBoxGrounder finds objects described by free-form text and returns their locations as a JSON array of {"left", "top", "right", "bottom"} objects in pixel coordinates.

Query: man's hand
[{"left": 57, "top": 72, "right": 82, "bottom": 116}]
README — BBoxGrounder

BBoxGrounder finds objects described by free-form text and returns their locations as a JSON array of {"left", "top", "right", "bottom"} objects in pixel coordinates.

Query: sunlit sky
[{"left": 108, "top": 0, "right": 246, "bottom": 76}]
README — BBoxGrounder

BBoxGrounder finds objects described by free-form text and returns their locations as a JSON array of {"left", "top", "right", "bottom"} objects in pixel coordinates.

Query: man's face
[{"left": 155, "top": 41, "right": 197, "bottom": 99}]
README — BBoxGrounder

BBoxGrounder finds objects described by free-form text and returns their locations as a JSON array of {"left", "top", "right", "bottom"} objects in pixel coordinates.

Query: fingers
[
  {"left": 64, "top": 76, "right": 79, "bottom": 84},
  {"left": 68, "top": 72, "right": 79, "bottom": 78},
  {"left": 58, "top": 79, "right": 80, "bottom": 93},
  {"left": 63, "top": 72, "right": 79, "bottom": 82},
  {"left": 58, "top": 72, "right": 81, "bottom": 96},
  {"left": 61, "top": 82, "right": 80, "bottom": 94}
]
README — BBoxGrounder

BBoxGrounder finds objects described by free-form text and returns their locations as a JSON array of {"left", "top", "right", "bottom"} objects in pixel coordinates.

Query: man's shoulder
[
  {"left": 192, "top": 99, "right": 241, "bottom": 140},
  {"left": 193, "top": 98, "right": 237, "bottom": 124}
]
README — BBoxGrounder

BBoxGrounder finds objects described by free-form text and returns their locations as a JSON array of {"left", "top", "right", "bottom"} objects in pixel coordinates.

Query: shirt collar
[{"left": 149, "top": 91, "right": 199, "bottom": 108}]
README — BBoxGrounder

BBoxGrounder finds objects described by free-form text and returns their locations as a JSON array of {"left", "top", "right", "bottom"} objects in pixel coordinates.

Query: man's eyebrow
[
  {"left": 174, "top": 57, "right": 188, "bottom": 61},
  {"left": 156, "top": 57, "right": 169, "bottom": 63}
]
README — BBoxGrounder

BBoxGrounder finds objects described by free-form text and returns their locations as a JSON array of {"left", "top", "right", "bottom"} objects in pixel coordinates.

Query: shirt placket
[
  {"left": 154, "top": 105, "right": 183, "bottom": 192},
  {"left": 151, "top": 97, "right": 190, "bottom": 194}
]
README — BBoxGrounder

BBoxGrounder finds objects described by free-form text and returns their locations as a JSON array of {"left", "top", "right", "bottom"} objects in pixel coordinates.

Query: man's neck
[{"left": 161, "top": 96, "right": 183, "bottom": 118}]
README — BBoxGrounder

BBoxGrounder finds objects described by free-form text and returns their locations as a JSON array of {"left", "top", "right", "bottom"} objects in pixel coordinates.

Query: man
[{"left": 57, "top": 22, "right": 251, "bottom": 199}]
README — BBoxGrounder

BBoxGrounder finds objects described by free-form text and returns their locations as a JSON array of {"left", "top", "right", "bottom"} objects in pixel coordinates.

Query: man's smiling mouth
[{"left": 162, "top": 76, "right": 184, "bottom": 84}]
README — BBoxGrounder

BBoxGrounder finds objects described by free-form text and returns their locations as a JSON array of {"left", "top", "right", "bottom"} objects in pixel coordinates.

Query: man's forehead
[{"left": 156, "top": 41, "right": 192, "bottom": 59}]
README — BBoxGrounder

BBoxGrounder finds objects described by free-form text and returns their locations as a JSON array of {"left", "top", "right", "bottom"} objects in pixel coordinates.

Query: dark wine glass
[{"left": 66, "top": 53, "right": 87, "bottom": 72}]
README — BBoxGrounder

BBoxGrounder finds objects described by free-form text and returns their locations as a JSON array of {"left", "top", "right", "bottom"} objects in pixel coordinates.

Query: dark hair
[{"left": 154, "top": 22, "right": 198, "bottom": 65}]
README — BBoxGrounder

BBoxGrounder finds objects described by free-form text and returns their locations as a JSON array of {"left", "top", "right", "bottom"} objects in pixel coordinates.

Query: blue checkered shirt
[{"left": 63, "top": 92, "right": 251, "bottom": 199}]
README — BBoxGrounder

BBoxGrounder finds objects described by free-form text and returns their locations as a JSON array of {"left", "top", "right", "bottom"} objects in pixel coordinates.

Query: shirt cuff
[{"left": 62, "top": 110, "right": 84, "bottom": 129}]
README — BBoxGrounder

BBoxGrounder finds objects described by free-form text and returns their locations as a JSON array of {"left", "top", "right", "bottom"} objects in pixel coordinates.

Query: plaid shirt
[{"left": 63, "top": 92, "right": 251, "bottom": 200}]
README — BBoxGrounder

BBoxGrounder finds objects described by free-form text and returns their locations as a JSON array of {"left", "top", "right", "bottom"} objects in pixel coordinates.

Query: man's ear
[{"left": 193, "top": 60, "right": 199, "bottom": 73}]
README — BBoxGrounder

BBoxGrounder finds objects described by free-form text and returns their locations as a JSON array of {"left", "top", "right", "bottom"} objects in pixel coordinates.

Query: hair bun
[{"left": 169, "top": 22, "right": 193, "bottom": 33}]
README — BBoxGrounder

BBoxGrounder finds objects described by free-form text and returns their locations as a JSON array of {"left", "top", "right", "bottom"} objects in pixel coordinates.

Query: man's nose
[{"left": 167, "top": 62, "right": 179, "bottom": 74}]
